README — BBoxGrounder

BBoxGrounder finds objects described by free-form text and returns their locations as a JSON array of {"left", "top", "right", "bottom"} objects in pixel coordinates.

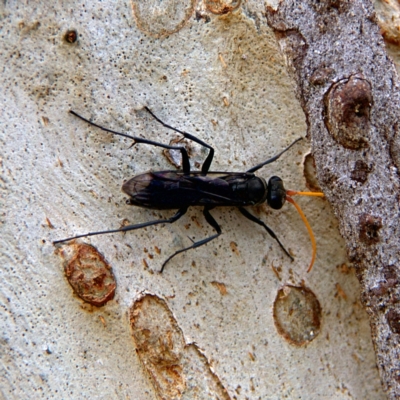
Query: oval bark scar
[{"left": 324, "top": 75, "right": 373, "bottom": 149}]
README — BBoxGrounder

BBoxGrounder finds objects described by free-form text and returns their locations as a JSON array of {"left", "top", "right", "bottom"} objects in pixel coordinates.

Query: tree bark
[
  {"left": 1, "top": 0, "right": 388, "bottom": 397},
  {"left": 266, "top": 1, "right": 400, "bottom": 397}
]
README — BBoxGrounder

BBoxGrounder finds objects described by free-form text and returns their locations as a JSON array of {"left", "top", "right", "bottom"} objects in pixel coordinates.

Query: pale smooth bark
[{"left": 0, "top": 1, "right": 386, "bottom": 398}]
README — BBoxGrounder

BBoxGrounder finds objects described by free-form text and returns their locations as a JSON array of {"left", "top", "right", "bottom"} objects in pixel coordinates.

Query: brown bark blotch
[
  {"left": 130, "top": 293, "right": 231, "bottom": 399},
  {"left": 310, "top": 0, "right": 350, "bottom": 14},
  {"left": 383, "top": 265, "right": 399, "bottom": 285},
  {"left": 369, "top": 285, "right": 388, "bottom": 299},
  {"left": 386, "top": 309, "right": 400, "bottom": 334},
  {"left": 130, "top": 294, "right": 186, "bottom": 398},
  {"left": 350, "top": 160, "right": 371, "bottom": 183},
  {"left": 367, "top": 266, "right": 399, "bottom": 308},
  {"left": 389, "top": 123, "right": 400, "bottom": 172},
  {"left": 319, "top": 167, "right": 338, "bottom": 187},
  {"left": 64, "top": 29, "right": 78, "bottom": 44},
  {"left": 273, "top": 285, "right": 322, "bottom": 346},
  {"left": 324, "top": 76, "right": 373, "bottom": 149},
  {"left": 205, "top": 0, "right": 241, "bottom": 15},
  {"left": 359, "top": 213, "right": 382, "bottom": 245},
  {"left": 61, "top": 243, "right": 116, "bottom": 307}
]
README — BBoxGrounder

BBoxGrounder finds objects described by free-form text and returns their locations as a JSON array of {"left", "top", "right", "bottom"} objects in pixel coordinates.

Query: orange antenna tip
[
  {"left": 286, "top": 190, "right": 324, "bottom": 197},
  {"left": 285, "top": 195, "right": 317, "bottom": 273}
]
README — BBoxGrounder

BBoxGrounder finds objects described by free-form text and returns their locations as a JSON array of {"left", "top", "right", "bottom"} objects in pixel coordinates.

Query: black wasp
[{"left": 54, "top": 107, "right": 323, "bottom": 273}]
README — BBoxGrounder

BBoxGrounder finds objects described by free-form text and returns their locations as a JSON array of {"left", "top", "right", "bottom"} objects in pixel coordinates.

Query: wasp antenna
[
  {"left": 286, "top": 190, "right": 324, "bottom": 197},
  {"left": 285, "top": 195, "right": 317, "bottom": 273}
]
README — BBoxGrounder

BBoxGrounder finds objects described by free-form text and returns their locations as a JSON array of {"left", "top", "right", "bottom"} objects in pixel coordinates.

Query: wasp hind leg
[
  {"left": 53, "top": 208, "right": 188, "bottom": 244},
  {"left": 160, "top": 207, "right": 221, "bottom": 273}
]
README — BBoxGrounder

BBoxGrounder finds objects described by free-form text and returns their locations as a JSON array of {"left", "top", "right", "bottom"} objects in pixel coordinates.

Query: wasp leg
[
  {"left": 247, "top": 137, "right": 302, "bottom": 173},
  {"left": 160, "top": 207, "right": 221, "bottom": 273},
  {"left": 69, "top": 110, "right": 191, "bottom": 173},
  {"left": 144, "top": 106, "right": 215, "bottom": 175},
  {"left": 53, "top": 208, "right": 188, "bottom": 244},
  {"left": 131, "top": 137, "right": 191, "bottom": 173},
  {"left": 238, "top": 207, "right": 294, "bottom": 261}
]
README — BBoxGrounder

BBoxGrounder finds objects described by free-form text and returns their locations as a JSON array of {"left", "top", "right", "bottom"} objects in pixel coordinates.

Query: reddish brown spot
[
  {"left": 271, "top": 264, "right": 282, "bottom": 280},
  {"left": 386, "top": 309, "right": 400, "bottom": 334},
  {"left": 45, "top": 217, "right": 55, "bottom": 229},
  {"left": 64, "top": 29, "right": 77, "bottom": 43},
  {"left": 205, "top": 0, "right": 241, "bottom": 14},
  {"left": 359, "top": 213, "right": 382, "bottom": 245},
  {"left": 324, "top": 76, "right": 372, "bottom": 149},
  {"left": 191, "top": 215, "right": 202, "bottom": 228},
  {"left": 230, "top": 241, "right": 240, "bottom": 256},
  {"left": 99, "top": 315, "right": 107, "bottom": 327},
  {"left": 120, "top": 219, "right": 130, "bottom": 229},
  {"left": 211, "top": 281, "right": 228, "bottom": 295},
  {"left": 273, "top": 285, "right": 321, "bottom": 346},
  {"left": 350, "top": 160, "right": 371, "bottom": 183},
  {"left": 337, "top": 263, "right": 352, "bottom": 274},
  {"left": 335, "top": 283, "right": 347, "bottom": 300},
  {"left": 59, "top": 243, "right": 116, "bottom": 307}
]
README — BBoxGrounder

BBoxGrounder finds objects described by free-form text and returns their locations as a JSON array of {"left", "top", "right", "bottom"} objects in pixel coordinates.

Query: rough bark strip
[{"left": 265, "top": 1, "right": 400, "bottom": 397}]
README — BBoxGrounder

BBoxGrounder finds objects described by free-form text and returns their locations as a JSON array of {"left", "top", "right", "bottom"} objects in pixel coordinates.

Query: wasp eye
[{"left": 267, "top": 176, "right": 286, "bottom": 210}]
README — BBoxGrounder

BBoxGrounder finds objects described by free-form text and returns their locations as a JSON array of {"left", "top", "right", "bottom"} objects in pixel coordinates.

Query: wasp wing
[{"left": 122, "top": 171, "right": 258, "bottom": 210}]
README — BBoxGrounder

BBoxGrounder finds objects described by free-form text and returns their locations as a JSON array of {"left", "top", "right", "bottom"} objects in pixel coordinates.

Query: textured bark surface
[
  {"left": 1, "top": 0, "right": 388, "bottom": 398},
  {"left": 266, "top": 1, "right": 400, "bottom": 397}
]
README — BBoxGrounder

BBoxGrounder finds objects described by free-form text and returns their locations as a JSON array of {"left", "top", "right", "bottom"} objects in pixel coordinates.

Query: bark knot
[
  {"left": 324, "top": 76, "right": 373, "bottom": 149},
  {"left": 359, "top": 213, "right": 382, "bottom": 245}
]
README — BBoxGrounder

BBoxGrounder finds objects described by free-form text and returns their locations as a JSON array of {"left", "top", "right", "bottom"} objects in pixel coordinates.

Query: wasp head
[{"left": 267, "top": 176, "right": 286, "bottom": 210}]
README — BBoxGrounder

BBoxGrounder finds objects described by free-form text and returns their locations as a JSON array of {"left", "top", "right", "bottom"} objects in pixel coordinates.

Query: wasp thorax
[{"left": 267, "top": 176, "right": 286, "bottom": 210}]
